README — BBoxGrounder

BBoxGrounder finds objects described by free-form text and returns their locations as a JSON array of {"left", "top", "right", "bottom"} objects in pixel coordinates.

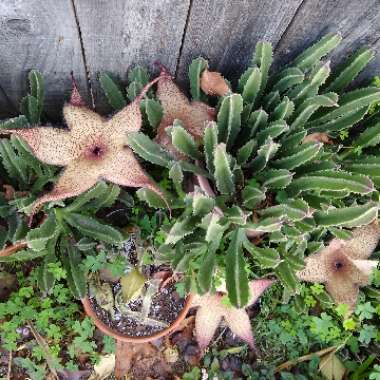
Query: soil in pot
[{"left": 89, "top": 276, "right": 186, "bottom": 337}]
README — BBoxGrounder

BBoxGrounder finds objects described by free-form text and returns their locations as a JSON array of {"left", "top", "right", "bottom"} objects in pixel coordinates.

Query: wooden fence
[{"left": 0, "top": 0, "right": 379, "bottom": 120}]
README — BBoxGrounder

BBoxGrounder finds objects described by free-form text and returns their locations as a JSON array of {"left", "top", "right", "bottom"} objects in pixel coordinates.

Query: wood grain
[
  {"left": 274, "top": 0, "right": 380, "bottom": 82},
  {"left": 0, "top": 0, "right": 88, "bottom": 121},
  {"left": 176, "top": 0, "right": 303, "bottom": 89},
  {"left": 73, "top": 0, "right": 190, "bottom": 114}
]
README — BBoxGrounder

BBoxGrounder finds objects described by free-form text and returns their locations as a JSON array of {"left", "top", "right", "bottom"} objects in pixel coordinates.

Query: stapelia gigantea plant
[{"left": 127, "top": 33, "right": 380, "bottom": 309}]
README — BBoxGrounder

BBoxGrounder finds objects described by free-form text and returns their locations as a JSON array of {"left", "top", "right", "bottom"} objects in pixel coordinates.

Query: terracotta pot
[
  {"left": 82, "top": 293, "right": 193, "bottom": 343},
  {"left": 0, "top": 240, "right": 194, "bottom": 343}
]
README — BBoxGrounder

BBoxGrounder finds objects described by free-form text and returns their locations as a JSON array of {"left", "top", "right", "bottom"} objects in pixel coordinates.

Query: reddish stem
[{"left": 0, "top": 241, "right": 27, "bottom": 257}]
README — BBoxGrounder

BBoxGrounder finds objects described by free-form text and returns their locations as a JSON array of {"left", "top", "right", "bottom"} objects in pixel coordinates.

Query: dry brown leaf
[
  {"left": 200, "top": 69, "right": 230, "bottom": 96},
  {"left": 319, "top": 353, "right": 346, "bottom": 380},
  {"left": 88, "top": 353, "right": 115, "bottom": 380}
]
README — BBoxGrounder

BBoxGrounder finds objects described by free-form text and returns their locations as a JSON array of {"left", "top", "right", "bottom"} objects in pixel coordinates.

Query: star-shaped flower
[
  {"left": 297, "top": 222, "right": 380, "bottom": 311},
  {"left": 2, "top": 75, "right": 167, "bottom": 215},
  {"left": 154, "top": 65, "right": 215, "bottom": 157},
  {"left": 191, "top": 279, "right": 273, "bottom": 351}
]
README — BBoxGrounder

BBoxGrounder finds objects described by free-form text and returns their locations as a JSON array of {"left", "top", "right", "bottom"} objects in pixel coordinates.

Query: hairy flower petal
[
  {"left": 194, "top": 294, "right": 224, "bottom": 350},
  {"left": 63, "top": 104, "right": 105, "bottom": 133},
  {"left": 224, "top": 308, "right": 255, "bottom": 348},
  {"left": 297, "top": 250, "right": 329, "bottom": 283},
  {"left": 106, "top": 101, "right": 142, "bottom": 135},
  {"left": 192, "top": 280, "right": 272, "bottom": 351},
  {"left": 341, "top": 221, "right": 380, "bottom": 259},
  {"left": 32, "top": 158, "right": 99, "bottom": 212},
  {"left": 296, "top": 223, "right": 379, "bottom": 312},
  {"left": 248, "top": 279, "right": 275, "bottom": 305},
  {"left": 3, "top": 128, "right": 75, "bottom": 166}
]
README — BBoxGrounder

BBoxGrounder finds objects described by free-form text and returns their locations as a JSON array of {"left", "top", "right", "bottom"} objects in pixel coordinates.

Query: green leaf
[
  {"left": 242, "top": 185, "right": 266, "bottom": 208},
  {"left": 290, "top": 93, "right": 338, "bottom": 130},
  {"left": 165, "top": 216, "right": 198, "bottom": 245},
  {"left": 0, "top": 115, "right": 29, "bottom": 130},
  {"left": 237, "top": 139, "right": 257, "bottom": 165},
  {"left": 0, "top": 249, "right": 48, "bottom": 262},
  {"left": 314, "top": 202, "right": 378, "bottom": 228},
  {"left": 214, "top": 143, "right": 235, "bottom": 195},
  {"left": 128, "top": 66, "right": 149, "bottom": 85},
  {"left": 344, "top": 155, "right": 380, "bottom": 178},
  {"left": 63, "top": 213, "right": 124, "bottom": 244},
  {"left": 263, "top": 91, "right": 280, "bottom": 111},
  {"left": 62, "top": 243, "right": 86, "bottom": 300},
  {"left": 217, "top": 94, "right": 244, "bottom": 148},
  {"left": 37, "top": 249, "right": 56, "bottom": 296},
  {"left": 136, "top": 188, "right": 168, "bottom": 209},
  {"left": 352, "top": 121, "right": 380, "bottom": 149},
  {"left": 241, "top": 108, "right": 268, "bottom": 141},
  {"left": 259, "top": 169, "right": 293, "bottom": 189},
  {"left": 189, "top": 57, "right": 208, "bottom": 100},
  {"left": 288, "top": 170, "right": 374, "bottom": 196},
  {"left": 254, "top": 41, "right": 273, "bottom": 96},
  {"left": 169, "top": 162, "right": 184, "bottom": 194},
  {"left": 256, "top": 121, "right": 289, "bottom": 144},
  {"left": 26, "top": 214, "right": 57, "bottom": 251},
  {"left": 246, "top": 138, "right": 279, "bottom": 172},
  {"left": 192, "top": 193, "right": 215, "bottom": 216},
  {"left": 28, "top": 70, "right": 44, "bottom": 118},
  {"left": 310, "top": 106, "right": 368, "bottom": 133},
  {"left": 272, "top": 141, "right": 322, "bottom": 170},
  {"left": 275, "top": 261, "right": 299, "bottom": 294},
  {"left": 225, "top": 228, "right": 249, "bottom": 308},
  {"left": 204, "top": 212, "right": 227, "bottom": 252},
  {"left": 308, "top": 87, "right": 380, "bottom": 127},
  {"left": 170, "top": 121, "right": 202, "bottom": 160},
  {"left": 142, "top": 98, "right": 163, "bottom": 128},
  {"left": 244, "top": 240, "right": 281, "bottom": 268},
  {"left": 259, "top": 199, "right": 310, "bottom": 222},
  {"left": 127, "top": 81, "right": 143, "bottom": 101},
  {"left": 326, "top": 48, "right": 375, "bottom": 93},
  {"left": 99, "top": 73, "right": 126, "bottom": 110},
  {"left": 128, "top": 132, "right": 172, "bottom": 166},
  {"left": 242, "top": 67, "right": 261, "bottom": 104},
  {"left": 197, "top": 248, "right": 216, "bottom": 293},
  {"left": 271, "top": 96, "right": 294, "bottom": 121},
  {"left": 21, "top": 95, "right": 39, "bottom": 124},
  {"left": 291, "top": 33, "right": 342, "bottom": 71},
  {"left": 271, "top": 67, "right": 304, "bottom": 93},
  {"left": 203, "top": 121, "right": 218, "bottom": 175}
]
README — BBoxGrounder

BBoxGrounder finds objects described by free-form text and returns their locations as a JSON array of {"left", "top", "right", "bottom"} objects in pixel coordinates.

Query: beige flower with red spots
[
  {"left": 154, "top": 65, "right": 215, "bottom": 157},
  {"left": 297, "top": 222, "right": 380, "bottom": 311},
  {"left": 192, "top": 279, "right": 273, "bottom": 352},
  {"left": 2, "top": 75, "right": 167, "bottom": 214}
]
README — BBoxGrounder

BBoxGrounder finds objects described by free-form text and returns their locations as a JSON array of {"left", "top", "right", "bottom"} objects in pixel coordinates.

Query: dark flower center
[
  {"left": 334, "top": 261, "right": 344, "bottom": 270},
  {"left": 92, "top": 146, "right": 103, "bottom": 156}
]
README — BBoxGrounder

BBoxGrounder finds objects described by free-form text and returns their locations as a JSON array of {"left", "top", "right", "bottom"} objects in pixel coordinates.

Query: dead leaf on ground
[
  {"left": 319, "top": 352, "right": 346, "bottom": 380},
  {"left": 88, "top": 354, "right": 115, "bottom": 380}
]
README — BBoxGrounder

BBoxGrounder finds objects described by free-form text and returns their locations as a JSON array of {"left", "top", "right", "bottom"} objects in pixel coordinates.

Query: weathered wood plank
[
  {"left": 0, "top": 0, "right": 88, "bottom": 121},
  {"left": 176, "top": 0, "right": 303, "bottom": 89},
  {"left": 73, "top": 0, "right": 190, "bottom": 114},
  {"left": 274, "top": 0, "right": 380, "bottom": 82}
]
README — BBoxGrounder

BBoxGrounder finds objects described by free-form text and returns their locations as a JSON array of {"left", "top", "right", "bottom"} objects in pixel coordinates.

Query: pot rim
[{"left": 81, "top": 292, "right": 194, "bottom": 343}]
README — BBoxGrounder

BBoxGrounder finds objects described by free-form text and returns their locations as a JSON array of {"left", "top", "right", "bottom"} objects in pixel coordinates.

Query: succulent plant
[{"left": 127, "top": 33, "right": 380, "bottom": 309}]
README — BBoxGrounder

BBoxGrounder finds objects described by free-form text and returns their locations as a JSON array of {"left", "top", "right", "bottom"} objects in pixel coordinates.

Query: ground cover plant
[{"left": 0, "top": 33, "right": 380, "bottom": 379}]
